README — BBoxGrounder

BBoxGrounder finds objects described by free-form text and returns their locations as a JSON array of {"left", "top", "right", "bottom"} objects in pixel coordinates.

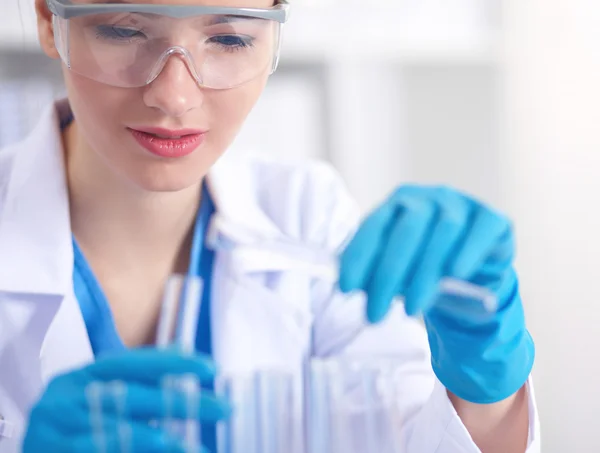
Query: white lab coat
[{"left": 0, "top": 100, "right": 541, "bottom": 453}]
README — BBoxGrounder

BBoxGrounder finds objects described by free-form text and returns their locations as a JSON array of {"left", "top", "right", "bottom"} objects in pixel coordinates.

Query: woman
[{"left": 0, "top": 0, "right": 539, "bottom": 452}]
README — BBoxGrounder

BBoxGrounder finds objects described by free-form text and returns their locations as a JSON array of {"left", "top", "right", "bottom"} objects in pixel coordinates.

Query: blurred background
[{"left": 2, "top": 0, "right": 600, "bottom": 451}]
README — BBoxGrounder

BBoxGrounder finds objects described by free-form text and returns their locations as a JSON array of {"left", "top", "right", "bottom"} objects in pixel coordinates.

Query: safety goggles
[{"left": 46, "top": 0, "right": 290, "bottom": 90}]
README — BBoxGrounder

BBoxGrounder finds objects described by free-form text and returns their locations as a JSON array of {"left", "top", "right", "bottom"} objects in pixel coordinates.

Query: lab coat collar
[
  {"left": 205, "top": 151, "right": 285, "bottom": 242},
  {"left": 0, "top": 100, "right": 73, "bottom": 296},
  {"left": 205, "top": 153, "right": 320, "bottom": 276}
]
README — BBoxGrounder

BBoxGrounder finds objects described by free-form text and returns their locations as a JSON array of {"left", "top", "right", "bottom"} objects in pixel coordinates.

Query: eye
[
  {"left": 96, "top": 25, "right": 145, "bottom": 41},
  {"left": 209, "top": 35, "right": 254, "bottom": 49}
]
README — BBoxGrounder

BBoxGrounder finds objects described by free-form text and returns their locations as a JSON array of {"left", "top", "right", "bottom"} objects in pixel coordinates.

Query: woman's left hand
[{"left": 338, "top": 185, "right": 535, "bottom": 404}]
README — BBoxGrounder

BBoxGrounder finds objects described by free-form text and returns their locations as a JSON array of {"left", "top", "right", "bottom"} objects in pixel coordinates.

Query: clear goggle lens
[{"left": 52, "top": 11, "right": 283, "bottom": 89}]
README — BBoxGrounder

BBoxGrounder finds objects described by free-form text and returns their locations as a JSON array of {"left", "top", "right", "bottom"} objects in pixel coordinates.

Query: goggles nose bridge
[{"left": 145, "top": 46, "right": 203, "bottom": 86}]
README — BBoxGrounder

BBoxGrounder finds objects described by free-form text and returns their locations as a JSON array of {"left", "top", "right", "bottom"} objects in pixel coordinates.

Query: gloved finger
[
  {"left": 447, "top": 203, "right": 511, "bottom": 280},
  {"left": 38, "top": 389, "right": 232, "bottom": 434},
  {"left": 25, "top": 414, "right": 192, "bottom": 453},
  {"left": 484, "top": 228, "right": 515, "bottom": 266},
  {"left": 365, "top": 195, "right": 437, "bottom": 323},
  {"left": 38, "top": 384, "right": 231, "bottom": 435},
  {"left": 72, "top": 349, "right": 217, "bottom": 385},
  {"left": 27, "top": 392, "right": 106, "bottom": 435},
  {"left": 403, "top": 189, "right": 472, "bottom": 316},
  {"left": 339, "top": 201, "right": 398, "bottom": 293},
  {"left": 21, "top": 414, "right": 66, "bottom": 452},
  {"left": 81, "top": 384, "right": 230, "bottom": 426},
  {"left": 120, "top": 380, "right": 232, "bottom": 422},
  {"left": 61, "top": 419, "right": 192, "bottom": 453}
]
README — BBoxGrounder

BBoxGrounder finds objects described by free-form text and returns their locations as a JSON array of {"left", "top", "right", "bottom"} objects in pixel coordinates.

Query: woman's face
[{"left": 36, "top": 0, "right": 276, "bottom": 192}]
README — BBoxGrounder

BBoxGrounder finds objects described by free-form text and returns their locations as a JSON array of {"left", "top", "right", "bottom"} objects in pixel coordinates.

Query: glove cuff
[{"left": 432, "top": 329, "right": 535, "bottom": 404}]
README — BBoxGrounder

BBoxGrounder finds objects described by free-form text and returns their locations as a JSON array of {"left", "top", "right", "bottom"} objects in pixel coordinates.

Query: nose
[{"left": 142, "top": 53, "right": 204, "bottom": 117}]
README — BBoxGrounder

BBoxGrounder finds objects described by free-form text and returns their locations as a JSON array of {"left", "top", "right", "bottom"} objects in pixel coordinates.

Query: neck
[{"left": 64, "top": 121, "right": 201, "bottom": 271}]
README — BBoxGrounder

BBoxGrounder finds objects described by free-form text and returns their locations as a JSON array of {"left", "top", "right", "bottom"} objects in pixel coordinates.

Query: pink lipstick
[{"left": 129, "top": 127, "right": 206, "bottom": 158}]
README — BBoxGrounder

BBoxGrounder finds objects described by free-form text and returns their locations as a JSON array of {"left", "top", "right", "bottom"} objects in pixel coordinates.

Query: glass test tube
[
  {"left": 216, "top": 371, "right": 302, "bottom": 453},
  {"left": 308, "top": 357, "right": 406, "bottom": 453}
]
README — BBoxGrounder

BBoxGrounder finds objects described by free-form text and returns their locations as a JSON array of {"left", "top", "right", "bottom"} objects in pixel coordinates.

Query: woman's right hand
[{"left": 22, "top": 348, "right": 231, "bottom": 453}]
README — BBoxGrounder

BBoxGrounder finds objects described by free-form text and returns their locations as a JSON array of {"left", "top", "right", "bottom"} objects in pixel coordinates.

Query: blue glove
[
  {"left": 22, "top": 348, "right": 232, "bottom": 453},
  {"left": 339, "top": 185, "right": 535, "bottom": 404}
]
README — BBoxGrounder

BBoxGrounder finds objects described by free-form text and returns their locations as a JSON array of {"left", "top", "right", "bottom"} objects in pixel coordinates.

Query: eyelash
[
  {"left": 209, "top": 35, "right": 255, "bottom": 52},
  {"left": 95, "top": 25, "right": 146, "bottom": 43},
  {"left": 94, "top": 26, "right": 257, "bottom": 53}
]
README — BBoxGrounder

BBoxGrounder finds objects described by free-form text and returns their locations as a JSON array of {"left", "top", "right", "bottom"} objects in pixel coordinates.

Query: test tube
[
  {"left": 182, "top": 376, "right": 202, "bottom": 453},
  {"left": 86, "top": 381, "right": 107, "bottom": 453},
  {"left": 435, "top": 279, "right": 498, "bottom": 317},
  {"left": 216, "top": 374, "right": 257, "bottom": 453},
  {"left": 309, "top": 357, "right": 407, "bottom": 453},
  {"left": 156, "top": 275, "right": 204, "bottom": 452},
  {"left": 216, "top": 371, "right": 302, "bottom": 453},
  {"left": 307, "top": 360, "right": 335, "bottom": 453},
  {"left": 255, "top": 371, "right": 300, "bottom": 453},
  {"left": 162, "top": 374, "right": 202, "bottom": 452},
  {"left": 105, "top": 381, "right": 130, "bottom": 453},
  {"left": 85, "top": 380, "right": 130, "bottom": 453},
  {"left": 155, "top": 275, "right": 204, "bottom": 353}
]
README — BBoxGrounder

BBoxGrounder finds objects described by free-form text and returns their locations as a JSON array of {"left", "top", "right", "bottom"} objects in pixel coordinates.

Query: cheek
[
  {"left": 62, "top": 67, "right": 140, "bottom": 156},
  {"left": 64, "top": 68, "right": 131, "bottom": 127},
  {"left": 204, "top": 75, "right": 269, "bottom": 149}
]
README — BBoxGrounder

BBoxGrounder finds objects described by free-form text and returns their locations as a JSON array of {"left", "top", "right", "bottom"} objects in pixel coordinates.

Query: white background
[{"left": 2, "top": 0, "right": 600, "bottom": 451}]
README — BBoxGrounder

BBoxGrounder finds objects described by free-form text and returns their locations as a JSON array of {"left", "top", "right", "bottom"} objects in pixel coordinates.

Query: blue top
[{"left": 72, "top": 182, "right": 217, "bottom": 450}]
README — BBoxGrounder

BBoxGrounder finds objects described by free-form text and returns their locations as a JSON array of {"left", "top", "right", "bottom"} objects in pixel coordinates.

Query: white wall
[{"left": 503, "top": 1, "right": 600, "bottom": 451}]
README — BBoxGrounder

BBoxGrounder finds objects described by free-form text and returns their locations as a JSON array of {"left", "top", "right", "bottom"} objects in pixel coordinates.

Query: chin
[
  {"left": 130, "top": 167, "right": 205, "bottom": 193},
  {"left": 142, "top": 182, "right": 197, "bottom": 193}
]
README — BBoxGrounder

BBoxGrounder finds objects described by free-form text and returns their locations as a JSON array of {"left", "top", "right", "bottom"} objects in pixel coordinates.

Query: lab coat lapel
[
  {"left": 39, "top": 290, "right": 94, "bottom": 384},
  {"left": 0, "top": 100, "right": 93, "bottom": 389},
  {"left": 206, "top": 155, "right": 314, "bottom": 376},
  {"left": 206, "top": 152, "right": 284, "bottom": 241},
  {"left": 0, "top": 101, "right": 73, "bottom": 295}
]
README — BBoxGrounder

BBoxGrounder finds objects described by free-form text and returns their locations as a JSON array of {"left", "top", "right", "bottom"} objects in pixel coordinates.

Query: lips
[
  {"left": 128, "top": 127, "right": 207, "bottom": 158},
  {"left": 133, "top": 127, "right": 207, "bottom": 138}
]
